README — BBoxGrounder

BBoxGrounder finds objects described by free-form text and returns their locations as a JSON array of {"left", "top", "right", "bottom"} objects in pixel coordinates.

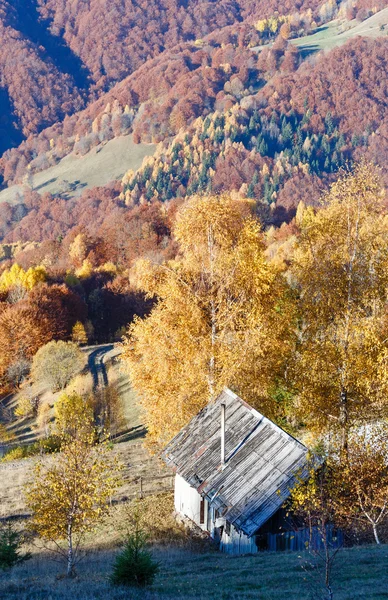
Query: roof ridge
[{"left": 223, "top": 387, "right": 307, "bottom": 451}]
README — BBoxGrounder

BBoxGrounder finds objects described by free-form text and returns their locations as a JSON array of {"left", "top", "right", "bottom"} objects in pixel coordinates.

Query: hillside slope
[
  {"left": 0, "top": 0, "right": 331, "bottom": 157},
  {"left": 292, "top": 7, "right": 388, "bottom": 54},
  {"left": 0, "top": 32, "right": 386, "bottom": 243},
  {"left": 0, "top": 136, "right": 154, "bottom": 205},
  {"left": 0, "top": 1, "right": 84, "bottom": 152}
]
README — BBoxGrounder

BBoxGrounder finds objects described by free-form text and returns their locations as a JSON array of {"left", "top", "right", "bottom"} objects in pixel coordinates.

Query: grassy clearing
[
  {"left": 0, "top": 542, "right": 387, "bottom": 599},
  {"left": 0, "top": 347, "right": 172, "bottom": 519},
  {"left": 0, "top": 135, "right": 155, "bottom": 205},
  {"left": 251, "top": 8, "right": 388, "bottom": 56},
  {"left": 1, "top": 493, "right": 387, "bottom": 598},
  {"left": 291, "top": 8, "right": 388, "bottom": 55}
]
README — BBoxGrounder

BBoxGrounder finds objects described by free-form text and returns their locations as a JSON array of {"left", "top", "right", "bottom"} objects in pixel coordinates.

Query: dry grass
[
  {"left": 0, "top": 135, "right": 155, "bottom": 205},
  {"left": 90, "top": 493, "right": 210, "bottom": 552},
  {"left": 0, "top": 542, "right": 387, "bottom": 599},
  {"left": 0, "top": 350, "right": 172, "bottom": 519}
]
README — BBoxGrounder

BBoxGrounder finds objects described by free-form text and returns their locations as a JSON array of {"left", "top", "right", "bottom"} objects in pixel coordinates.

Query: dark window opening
[
  {"left": 255, "top": 533, "right": 269, "bottom": 551},
  {"left": 200, "top": 498, "right": 205, "bottom": 524}
]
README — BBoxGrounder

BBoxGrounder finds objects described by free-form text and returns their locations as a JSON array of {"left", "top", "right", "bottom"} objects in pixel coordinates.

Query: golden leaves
[
  {"left": 291, "top": 163, "right": 388, "bottom": 441},
  {"left": 0, "top": 263, "right": 46, "bottom": 292},
  {"left": 25, "top": 432, "right": 121, "bottom": 544},
  {"left": 122, "top": 194, "right": 292, "bottom": 448}
]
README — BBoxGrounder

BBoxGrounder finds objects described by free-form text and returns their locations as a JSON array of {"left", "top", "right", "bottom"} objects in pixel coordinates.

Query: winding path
[{"left": 87, "top": 344, "right": 115, "bottom": 390}]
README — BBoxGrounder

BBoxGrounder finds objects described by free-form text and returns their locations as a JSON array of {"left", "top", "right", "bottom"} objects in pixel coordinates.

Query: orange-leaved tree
[{"left": 122, "top": 194, "right": 294, "bottom": 448}]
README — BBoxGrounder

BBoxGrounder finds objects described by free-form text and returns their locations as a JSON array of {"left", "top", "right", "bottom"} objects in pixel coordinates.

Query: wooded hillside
[{"left": 2, "top": 0, "right": 382, "bottom": 161}]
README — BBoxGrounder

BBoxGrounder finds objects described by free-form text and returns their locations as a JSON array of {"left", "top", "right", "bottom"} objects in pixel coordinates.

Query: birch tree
[
  {"left": 122, "top": 194, "right": 293, "bottom": 448},
  {"left": 292, "top": 164, "right": 388, "bottom": 455},
  {"left": 26, "top": 402, "right": 120, "bottom": 576},
  {"left": 339, "top": 429, "right": 388, "bottom": 545}
]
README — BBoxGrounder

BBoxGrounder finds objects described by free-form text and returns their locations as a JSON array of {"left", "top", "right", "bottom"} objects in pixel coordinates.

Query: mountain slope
[
  {"left": 0, "top": 4, "right": 386, "bottom": 246},
  {"left": 0, "top": 1, "right": 84, "bottom": 150},
  {"left": 0, "top": 0, "right": 342, "bottom": 156}
]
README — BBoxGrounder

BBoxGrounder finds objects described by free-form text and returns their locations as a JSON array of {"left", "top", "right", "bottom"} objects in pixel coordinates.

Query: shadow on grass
[
  {"left": 298, "top": 43, "right": 322, "bottom": 58},
  {"left": 34, "top": 177, "right": 57, "bottom": 191},
  {"left": 114, "top": 424, "right": 147, "bottom": 443}
]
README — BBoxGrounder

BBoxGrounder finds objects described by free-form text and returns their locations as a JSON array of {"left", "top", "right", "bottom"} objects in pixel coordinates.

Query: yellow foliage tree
[
  {"left": 71, "top": 321, "right": 88, "bottom": 346},
  {"left": 0, "top": 423, "right": 15, "bottom": 445},
  {"left": 291, "top": 164, "right": 388, "bottom": 454},
  {"left": 268, "top": 16, "right": 279, "bottom": 34},
  {"left": 75, "top": 259, "right": 93, "bottom": 279},
  {"left": 15, "top": 396, "right": 33, "bottom": 418},
  {"left": 122, "top": 194, "right": 293, "bottom": 448},
  {"left": 25, "top": 404, "right": 120, "bottom": 576},
  {"left": 290, "top": 457, "right": 343, "bottom": 597},
  {"left": 0, "top": 263, "right": 46, "bottom": 292},
  {"left": 255, "top": 18, "right": 267, "bottom": 33},
  {"left": 69, "top": 234, "right": 88, "bottom": 268},
  {"left": 55, "top": 392, "right": 94, "bottom": 441}
]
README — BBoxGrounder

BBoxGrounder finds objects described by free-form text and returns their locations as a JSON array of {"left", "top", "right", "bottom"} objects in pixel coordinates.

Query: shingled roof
[{"left": 163, "top": 388, "right": 309, "bottom": 537}]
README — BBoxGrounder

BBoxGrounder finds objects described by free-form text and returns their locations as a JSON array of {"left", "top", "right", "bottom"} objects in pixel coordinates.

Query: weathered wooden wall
[{"left": 265, "top": 525, "right": 344, "bottom": 552}]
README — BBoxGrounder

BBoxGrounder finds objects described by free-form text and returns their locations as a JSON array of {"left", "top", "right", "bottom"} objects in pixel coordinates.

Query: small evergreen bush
[
  {"left": 0, "top": 523, "right": 31, "bottom": 570},
  {"left": 110, "top": 525, "right": 159, "bottom": 587}
]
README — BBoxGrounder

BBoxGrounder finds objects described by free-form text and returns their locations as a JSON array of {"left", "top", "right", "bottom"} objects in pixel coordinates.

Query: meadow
[
  {"left": 0, "top": 542, "right": 387, "bottom": 600},
  {"left": 0, "top": 135, "right": 155, "bottom": 205},
  {"left": 291, "top": 8, "right": 388, "bottom": 54}
]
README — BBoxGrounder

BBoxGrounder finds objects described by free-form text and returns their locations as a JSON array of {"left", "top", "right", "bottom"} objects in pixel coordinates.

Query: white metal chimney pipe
[{"left": 221, "top": 402, "right": 226, "bottom": 468}]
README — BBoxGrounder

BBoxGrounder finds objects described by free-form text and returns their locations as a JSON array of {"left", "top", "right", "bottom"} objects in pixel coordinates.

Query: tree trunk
[
  {"left": 67, "top": 522, "right": 74, "bottom": 577},
  {"left": 323, "top": 523, "right": 334, "bottom": 600},
  {"left": 209, "top": 301, "right": 216, "bottom": 399},
  {"left": 324, "top": 524, "right": 330, "bottom": 589},
  {"left": 339, "top": 388, "right": 348, "bottom": 460},
  {"left": 372, "top": 523, "right": 380, "bottom": 545},
  {"left": 208, "top": 224, "right": 216, "bottom": 401}
]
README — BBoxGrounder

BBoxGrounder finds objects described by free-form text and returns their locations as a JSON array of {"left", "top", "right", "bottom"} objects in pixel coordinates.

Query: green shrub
[
  {"left": 41, "top": 435, "right": 61, "bottom": 454},
  {"left": 1, "top": 436, "right": 61, "bottom": 462},
  {"left": 110, "top": 526, "right": 159, "bottom": 587},
  {"left": 0, "top": 523, "right": 31, "bottom": 570}
]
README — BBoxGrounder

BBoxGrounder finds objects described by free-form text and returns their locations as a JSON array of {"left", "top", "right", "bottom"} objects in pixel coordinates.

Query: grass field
[
  {"left": 0, "top": 542, "right": 387, "bottom": 599},
  {"left": 252, "top": 8, "right": 388, "bottom": 56},
  {"left": 0, "top": 347, "right": 172, "bottom": 519},
  {"left": 292, "top": 8, "right": 388, "bottom": 56},
  {"left": 0, "top": 135, "right": 155, "bottom": 205}
]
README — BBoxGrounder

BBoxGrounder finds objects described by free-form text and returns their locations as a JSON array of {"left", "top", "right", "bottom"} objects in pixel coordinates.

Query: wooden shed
[{"left": 163, "top": 388, "right": 313, "bottom": 554}]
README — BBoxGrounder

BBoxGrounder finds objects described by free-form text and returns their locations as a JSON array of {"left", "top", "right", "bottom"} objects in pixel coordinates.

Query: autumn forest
[{"left": 0, "top": 0, "right": 387, "bottom": 598}]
